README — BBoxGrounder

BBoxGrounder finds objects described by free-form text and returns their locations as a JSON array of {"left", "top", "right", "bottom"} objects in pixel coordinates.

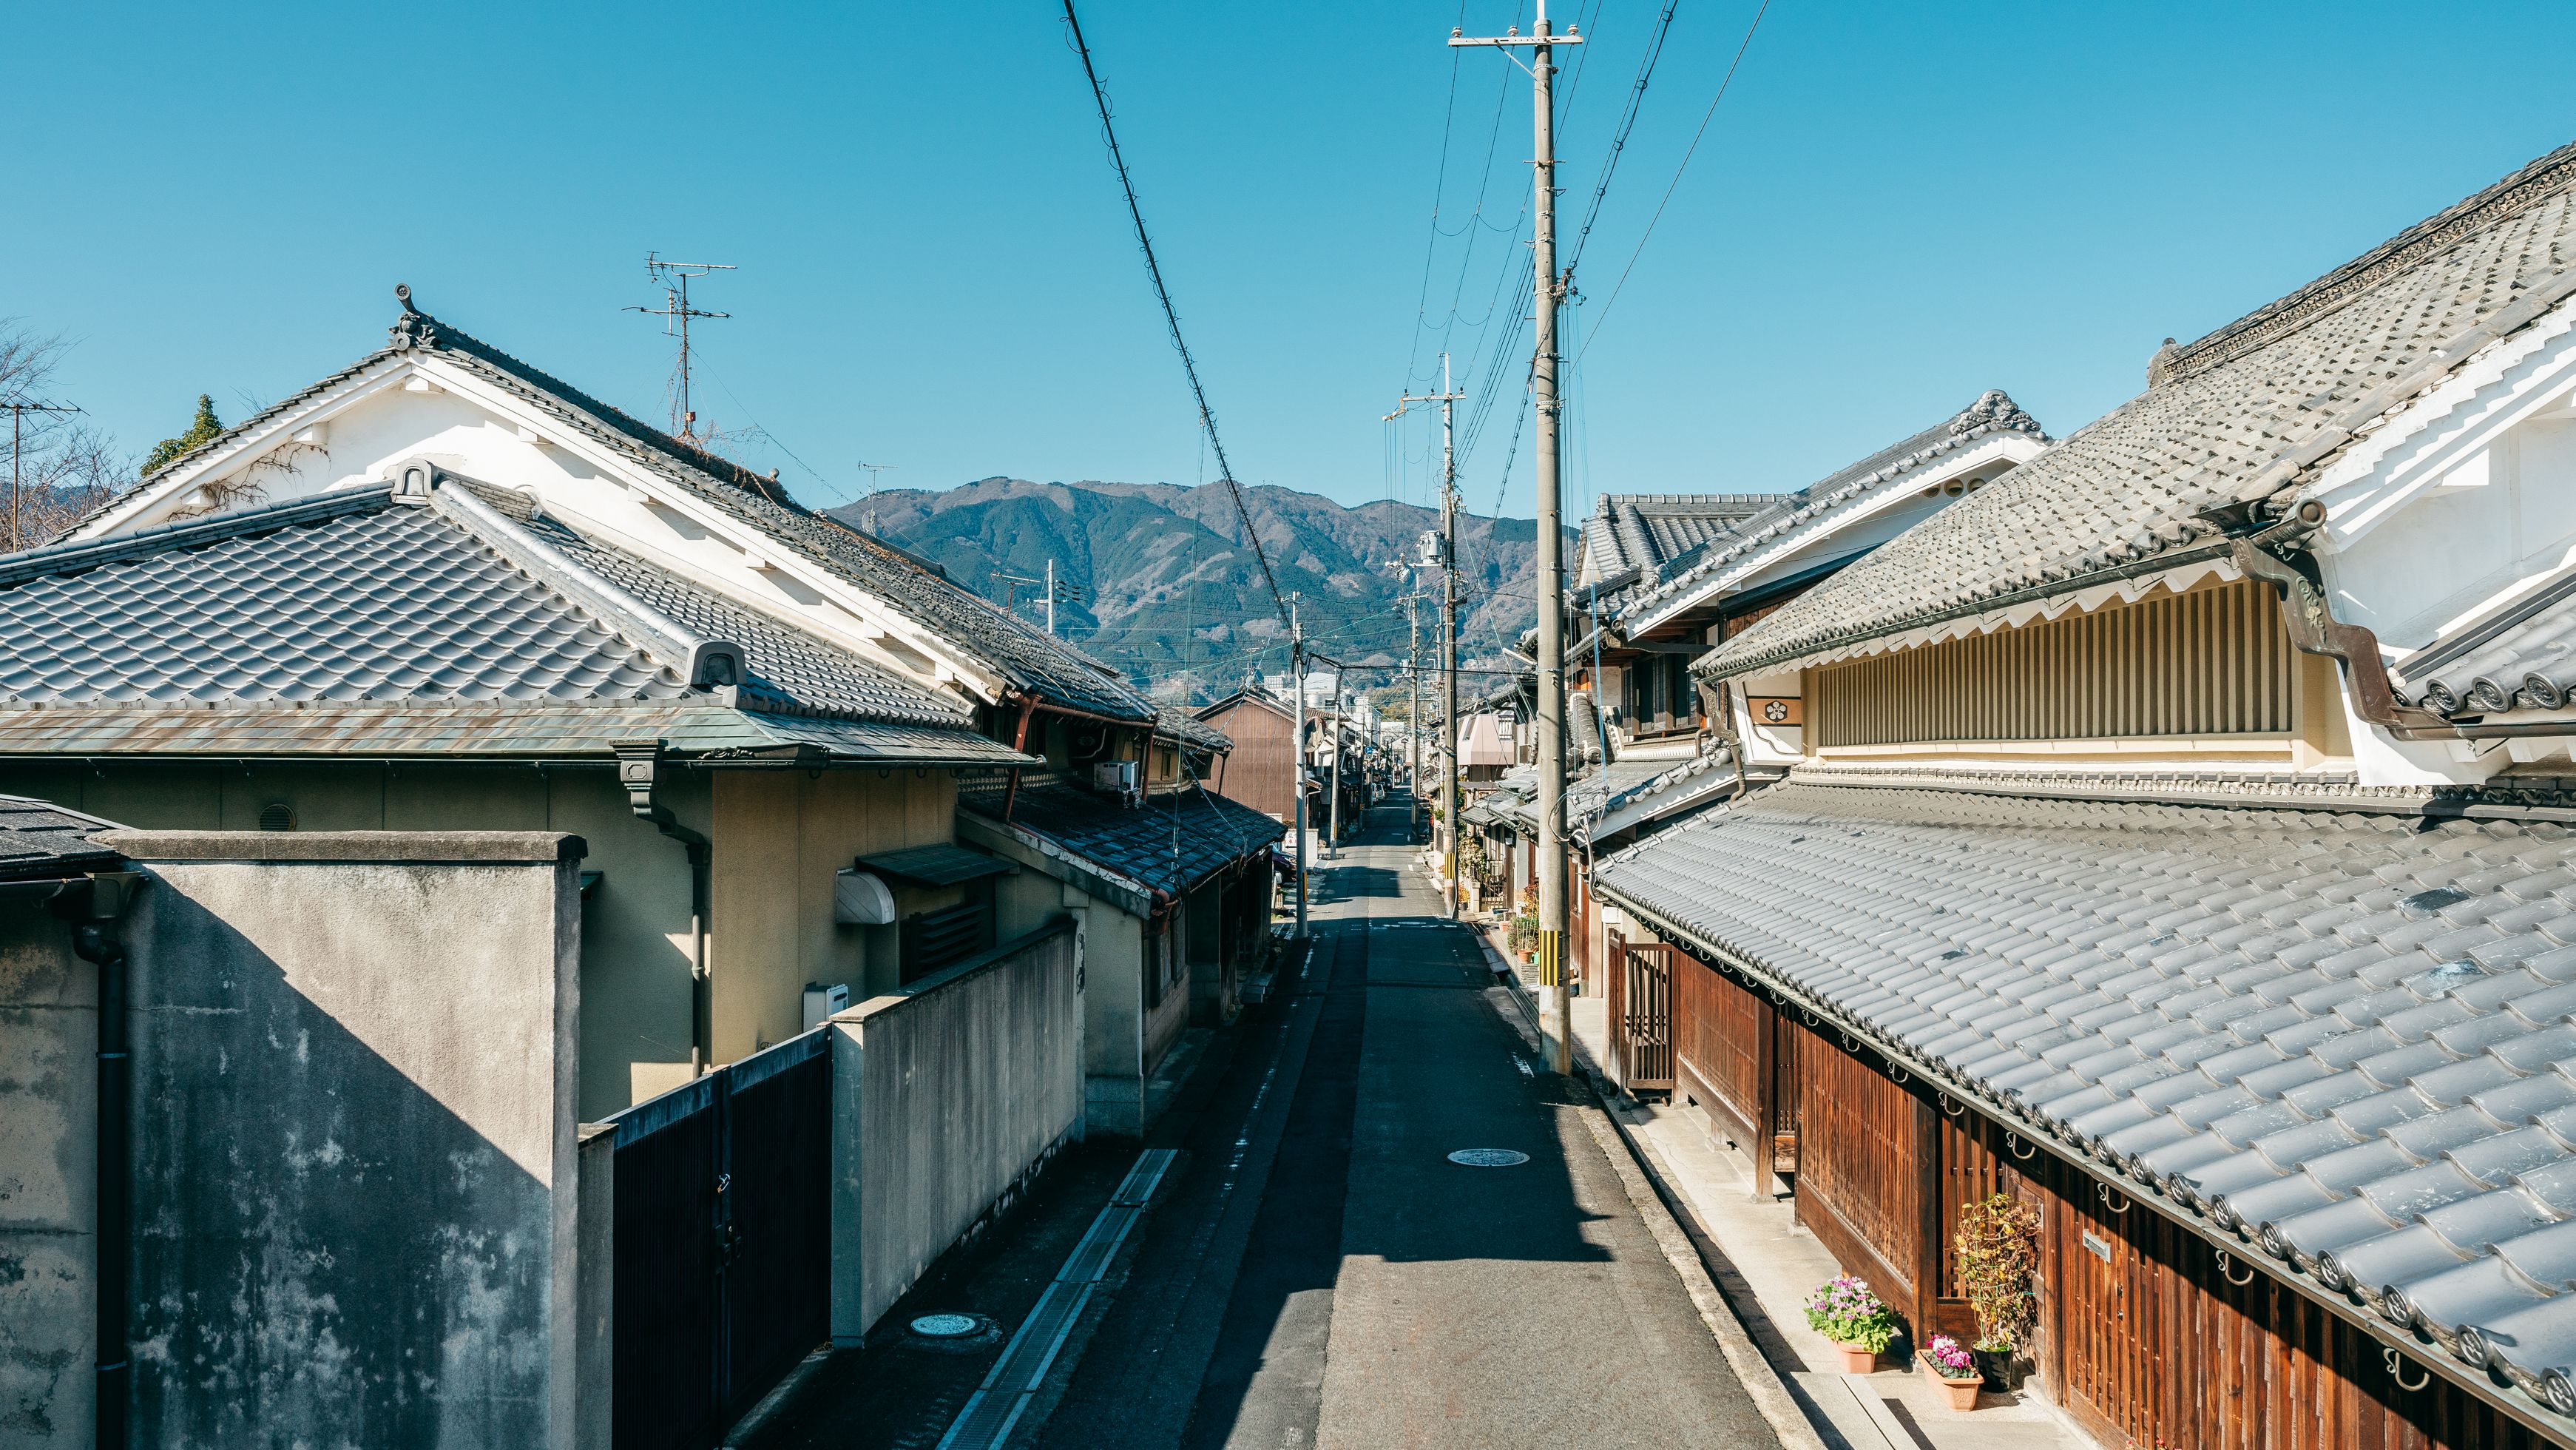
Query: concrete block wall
[
  {"left": 101, "top": 830, "right": 593, "bottom": 1449},
  {"left": 0, "top": 897, "right": 100, "bottom": 1450},
  {"left": 830, "top": 915, "right": 1086, "bottom": 1340}
]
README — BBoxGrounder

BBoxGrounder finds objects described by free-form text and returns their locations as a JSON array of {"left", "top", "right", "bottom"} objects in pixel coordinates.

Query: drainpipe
[
  {"left": 615, "top": 740, "right": 714, "bottom": 1075},
  {"left": 47, "top": 871, "right": 140, "bottom": 1450},
  {"left": 2224, "top": 501, "right": 2462, "bottom": 739}
]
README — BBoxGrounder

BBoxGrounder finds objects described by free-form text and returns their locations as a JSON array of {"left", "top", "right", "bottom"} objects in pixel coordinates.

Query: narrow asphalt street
[{"left": 1032, "top": 798, "right": 1776, "bottom": 1449}]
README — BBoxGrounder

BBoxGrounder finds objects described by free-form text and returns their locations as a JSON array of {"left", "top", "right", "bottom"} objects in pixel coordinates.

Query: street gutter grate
[
  {"left": 933, "top": 1144, "right": 1180, "bottom": 1449},
  {"left": 1058, "top": 1204, "right": 1141, "bottom": 1284},
  {"left": 1112, "top": 1147, "right": 1180, "bottom": 1206}
]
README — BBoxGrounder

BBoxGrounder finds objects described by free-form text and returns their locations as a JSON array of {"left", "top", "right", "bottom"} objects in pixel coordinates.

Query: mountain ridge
[{"left": 829, "top": 476, "right": 1570, "bottom": 701}]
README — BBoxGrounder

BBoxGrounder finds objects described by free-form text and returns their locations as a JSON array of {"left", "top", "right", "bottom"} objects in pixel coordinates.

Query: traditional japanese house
[
  {"left": 1509, "top": 395, "right": 2051, "bottom": 1005},
  {"left": 6, "top": 290, "right": 1279, "bottom": 1124},
  {"left": 1595, "top": 138, "right": 2576, "bottom": 1447},
  {"left": 1196, "top": 681, "right": 1298, "bottom": 820}
]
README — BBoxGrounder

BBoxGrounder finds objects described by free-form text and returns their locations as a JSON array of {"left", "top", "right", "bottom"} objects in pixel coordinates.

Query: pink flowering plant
[
  {"left": 1802, "top": 1275, "right": 1899, "bottom": 1353},
  {"left": 1924, "top": 1334, "right": 1977, "bottom": 1378}
]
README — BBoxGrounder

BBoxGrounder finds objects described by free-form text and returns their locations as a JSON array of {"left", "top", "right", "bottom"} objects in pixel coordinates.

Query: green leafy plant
[
  {"left": 1506, "top": 913, "right": 1537, "bottom": 954},
  {"left": 1923, "top": 1334, "right": 1976, "bottom": 1378},
  {"left": 1953, "top": 1192, "right": 2041, "bottom": 1352},
  {"left": 142, "top": 394, "right": 224, "bottom": 476},
  {"left": 1802, "top": 1275, "right": 1899, "bottom": 1353}
]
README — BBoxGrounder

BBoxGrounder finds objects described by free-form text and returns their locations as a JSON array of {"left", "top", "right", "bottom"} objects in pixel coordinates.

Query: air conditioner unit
[
  {"left": 802, "top": 981, "right": 850, "bottom": 1029},
  {"left": 1092, "top": 761, "right": 1139, "bottom": 796}
]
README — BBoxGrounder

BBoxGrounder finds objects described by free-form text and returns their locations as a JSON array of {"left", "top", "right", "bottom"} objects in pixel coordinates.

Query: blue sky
[{"left": 9, "top": 2, "right": 2575, "bottom": 523}]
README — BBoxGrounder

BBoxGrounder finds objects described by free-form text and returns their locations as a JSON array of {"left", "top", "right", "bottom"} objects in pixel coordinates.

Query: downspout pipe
[
  {"left": 615, "top": 740, "right": 714, "bottom": 1074},
  {"left": 2222, "top": 500, "right": 2463, "bottom": 739},
  {"left": 49, "top": 871, "right": 140, "bottom": 1450}
]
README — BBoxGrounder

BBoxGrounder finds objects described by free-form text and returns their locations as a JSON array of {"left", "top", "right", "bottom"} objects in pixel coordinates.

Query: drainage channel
[{"left": 935, "top": 1146, "right": 1180, "bottom": 1449}]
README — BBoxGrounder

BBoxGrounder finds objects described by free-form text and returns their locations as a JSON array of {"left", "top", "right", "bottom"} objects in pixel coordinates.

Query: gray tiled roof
[
  {"left": 1595, "top": 781, "right": 2576, "bottom": 1415},
  {"left": 969, "top": 780, "right": 1282, "bottom": 897},
  {"left": 1711, "top": 139, "right": 2576, "bottom": 679},
  {"left": 0, "top": 488, "right": 686, "bottom": 705},
  {"left": 1581, "top": 495, "right": 1782, "bottom": 587},
  {"left": 1157, "top": 707, "right": 1232, "bottom": 754},
  {"left": 2390, "top": 566, "right": 2576, "bottom": 716},
  {"left": 1617, "top": 390, "right": 2043, "bottom": 640},
  {"left": 0, "top": 794, "right": 122, "bottom": 877},
  {"left": 517, "top": 513, "right": 969, "bottom": 727},
  {"left": 0, "top": 484, "right": 1024, "bottom": 763}
]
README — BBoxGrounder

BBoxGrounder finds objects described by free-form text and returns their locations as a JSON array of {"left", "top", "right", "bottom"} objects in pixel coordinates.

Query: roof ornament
[
  {"left": 2147, "top": 336, "right": 2181, "bottom": 387},
  {"left": 1947, "top": 389, "right": 2042, "bottom": 437},
  {"left": 388, "top": 283, "right": 439, "bottom": 352}
]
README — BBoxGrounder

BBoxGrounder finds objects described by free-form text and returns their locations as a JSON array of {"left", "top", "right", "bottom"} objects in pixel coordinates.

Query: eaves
[{"left": 956, "top": 807, "right": 1155, "bottom": 919}]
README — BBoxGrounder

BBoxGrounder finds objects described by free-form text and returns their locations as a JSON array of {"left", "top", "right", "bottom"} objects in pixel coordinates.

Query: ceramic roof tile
[
  {"left": 1592, "top": 780, "right": 2576, "bottom": 1411},
  {"left": 1712, "top": 140, "right": 2576, "bottom": 678}
]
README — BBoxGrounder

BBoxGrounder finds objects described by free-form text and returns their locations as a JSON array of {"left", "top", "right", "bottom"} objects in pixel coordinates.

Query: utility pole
[
  {"left": 1389, "top": 351, "right": 1465, "bottom": 917},
  {"left": 1456, "top": 6, "right": 1578, "bottom": 1073},
  {"left": 1325, "top": 658, "right": 1346, "bottom": 860},
  {"left": 4, "top": 398, "right": 81, "bottom": 553},
  {"left": 1290, "top": 595, "right": 1308, "bottom": 938},
  {"left": 1404, "top": 595, "right": 1423, "bottom": 842},
  {"left": 624, "top": 253, "right": 734, "bottom": 441}
]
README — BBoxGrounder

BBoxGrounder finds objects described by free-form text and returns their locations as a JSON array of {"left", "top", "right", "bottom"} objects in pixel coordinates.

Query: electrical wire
[
  {"left": 1576, "top": 0, "right": 1772, "bottom": 362},
  {"left": 1061, "top": 1, "right": 1291, "bottom": 635}
]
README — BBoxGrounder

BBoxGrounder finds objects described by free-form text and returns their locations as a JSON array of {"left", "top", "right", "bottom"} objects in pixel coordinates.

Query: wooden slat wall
[
  {"left": 1813, "top": 579, "right": 2294, "bottom": 747},
  {"left": 2030, "top": 1130, "right": 2541, "bottom": 1450},
  {"left": 1794, "top": 1028, "right": 1921, "bottom": 1306},
  {"left": 1671, "top": 950, "right": 1764, "bottom": 1138}
]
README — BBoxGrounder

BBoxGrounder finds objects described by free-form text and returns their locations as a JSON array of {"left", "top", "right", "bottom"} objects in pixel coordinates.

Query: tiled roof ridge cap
[
  {"left": 0, "top": 482, "right": 395, "bottom": 590},
  {"left": 425, "top": 476, "right": 714, "bottom": 692},
  {"left": 1782, "top": 760, "right": 2452, "bottom": 815},
  {"left": 1618, "top": 405, "right": 2044, "bottom": 629},
  {"left": 2157, "top": 136, "right": 2576, "bottom": 387},
  {"left": 388, "top": 297, "right": 792, "bottom": 502}
]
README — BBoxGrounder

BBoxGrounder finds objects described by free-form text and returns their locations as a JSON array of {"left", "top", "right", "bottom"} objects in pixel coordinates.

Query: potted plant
[
  {"left": 1921, "top": 1334, "right": 1982, "bottom": 1411},
  {"left": 1953, "top": 1191, "right": 2042, "bottom": 1388},
  {"left": 1802, "top": 1275, "right": 1899, "bottom": 1373}
]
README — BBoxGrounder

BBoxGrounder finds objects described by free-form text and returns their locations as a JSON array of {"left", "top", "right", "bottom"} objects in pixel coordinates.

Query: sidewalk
[{"left": 1453, "top": 883, "right": 2092, "bottom": 1450}]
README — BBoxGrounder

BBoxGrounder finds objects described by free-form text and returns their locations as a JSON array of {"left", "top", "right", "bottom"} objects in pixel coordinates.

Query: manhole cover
[
  {"left": 1447, "top": 1148, "right": 1530, "bottom": 1167},
  {"left": 911, "top": 1313, "right": 983, "bottom": 1338}
]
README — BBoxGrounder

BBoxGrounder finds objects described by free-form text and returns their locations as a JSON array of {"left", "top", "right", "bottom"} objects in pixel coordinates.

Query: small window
[{"left": 257, "top": 803, "right": 295, "bottom": 832}]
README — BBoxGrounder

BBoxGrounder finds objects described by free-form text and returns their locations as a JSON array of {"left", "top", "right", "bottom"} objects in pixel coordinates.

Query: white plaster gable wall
[
  {"left": 1626, "top": 430, "right": 2047, "bottom": 639},
  {"left": 75, "top": 354, "right": 1004, "bottom": 707},
  {"left": 2313, "top": 298, "right": 2576, "bottom": 652}
]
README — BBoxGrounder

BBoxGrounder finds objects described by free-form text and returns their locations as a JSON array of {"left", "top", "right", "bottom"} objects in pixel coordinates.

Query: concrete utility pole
[
  {"left": 1390, "top": 352, "right": 1465, "bottom": 917},
  {"left": 1325, "top": 658, "right": 1346, "bottom": 860},
  {"left": 1291, "top": 595, "right": 1309, "bottom": 938},
  {"left": 1045, "top": 559, "right": 1056, "bottom": 636},
  {"left": 1456, "top": 7, "right": 1578, "bottom": 1073},
  {"left": 1404, "top": 595, "right": 1422, "bottom": 842}
]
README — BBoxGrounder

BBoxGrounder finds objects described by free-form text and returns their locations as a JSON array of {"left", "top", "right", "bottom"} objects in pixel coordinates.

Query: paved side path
[{"left": 1037, "top": 804, "right": 1776, "bottom": 1449}]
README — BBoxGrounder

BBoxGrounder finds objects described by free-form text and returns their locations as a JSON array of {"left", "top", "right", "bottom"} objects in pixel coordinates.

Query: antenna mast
[{"left": 624, "top": 252, "right": 734, "bottom": 441}]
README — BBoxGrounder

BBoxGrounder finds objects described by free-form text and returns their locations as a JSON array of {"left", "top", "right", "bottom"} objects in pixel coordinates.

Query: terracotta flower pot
[
  {"left": 1833, "top": 1343, "right": 1877, "bottom": 1374},
  {"left": 1927, "top": 1369, "right": 1982, "bottom": 1412}
]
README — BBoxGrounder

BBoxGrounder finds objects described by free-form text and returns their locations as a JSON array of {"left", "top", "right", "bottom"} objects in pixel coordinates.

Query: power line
[
  {"left": 1576, "top": 0, "right": 1773, "bottom": 362},
  {"left": 1562, "top": 0, "right": 1683, "bottom": 277},
  {"left": 1060, "top": 1, "right": 1291, "bottom": 635}
]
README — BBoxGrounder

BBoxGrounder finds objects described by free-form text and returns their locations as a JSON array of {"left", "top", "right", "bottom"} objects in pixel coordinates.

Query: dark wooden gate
[
  {"left": 609, "top": 1029, "right": 833, "bottom": 1450},
  {"left": 1607, "top": 934, "right": 1675, "bottom": 1096}
]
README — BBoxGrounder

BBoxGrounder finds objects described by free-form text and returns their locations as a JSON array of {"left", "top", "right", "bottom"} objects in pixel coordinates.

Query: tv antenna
[
  {"left": 855, "top": 459, "right": 896, "bottom": 493},
  {"left": 623, "top": 252, "right": 733, "bottom": 441}
]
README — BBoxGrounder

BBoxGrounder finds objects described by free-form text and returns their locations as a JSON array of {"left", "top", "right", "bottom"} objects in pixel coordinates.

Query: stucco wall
[
  {"left": 709, "top": 769, "right": 957, "bottom": 1062},
  {"left": 0, "top": 900, "right": 98, "bottom": 1450},
  {"left": 0, "top": 763, "right": 698, "bottom": 1120},
  {"left": 828, "top": 917, "right": 1084, "bottom": 1339},
  {"left": 101, "top": 830, "right": 589, "bottom": 1449}
]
